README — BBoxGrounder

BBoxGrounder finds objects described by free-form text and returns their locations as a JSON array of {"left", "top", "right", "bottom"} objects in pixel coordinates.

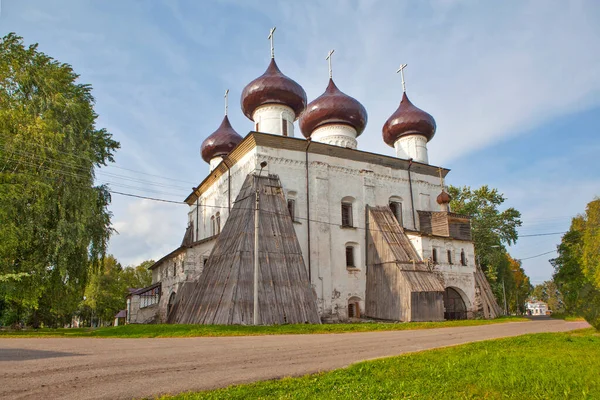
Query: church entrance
[{"left": 443, "top": 287, "right": 467, "bottom": 320}]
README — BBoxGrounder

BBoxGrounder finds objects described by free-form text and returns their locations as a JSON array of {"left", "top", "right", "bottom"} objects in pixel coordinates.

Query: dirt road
[{"left": 0, "top": 319, "right": 589, "bottom": 400}]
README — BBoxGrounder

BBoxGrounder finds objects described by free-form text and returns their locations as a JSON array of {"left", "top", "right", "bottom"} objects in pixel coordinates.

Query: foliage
[
  {"left": 506, "top": 255, "right": 532, "bottom": 314},
  {"left": 531, "top": 280, "right": 564, "bottom": 313},
  {"left": 159, "top": 329, "right": 600, "bottom": 399},
  {"left": 0, "top": 33, "right": 119, "bottom": 327},
  {"left": 448, "top": 185, "right": 524, "bottom": 307},
  {"left": 553, "top": 198, "right": 600, "bottom": 330},
  {"left": 80, "top": 257, "right": 154, "bottom": 326},
  {"left": 0, "top": 316, "right": 528, "bottom": 338}
]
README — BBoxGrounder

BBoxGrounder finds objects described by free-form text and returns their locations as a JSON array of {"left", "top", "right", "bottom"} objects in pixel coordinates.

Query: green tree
[
  {"left": 121, "top": 260, "right": 153, "bottom": 290},
  {"left": 553, "top": 198, "right": 600, "bottom": 329},
  {"left": 448, "top": 185, "right": 523, "bottom": 305},
  {"left": 531, "top": 281, "right": 563, "bottom": 313},
  {"left": 0, "top": 33, "right": 119, "bottom": 327}
]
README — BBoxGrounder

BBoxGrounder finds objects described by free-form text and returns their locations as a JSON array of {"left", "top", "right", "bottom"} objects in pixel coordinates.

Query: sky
[{"left": 1, "top": 0, "right": 599, "bottom": 285}]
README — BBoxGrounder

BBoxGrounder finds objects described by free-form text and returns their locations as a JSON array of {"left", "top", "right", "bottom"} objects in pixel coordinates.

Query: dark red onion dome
[
  {"left": 437, "top": 190, "right": 451, "bottom": 205},
  {"left": 299, "top": 79, "right": 368, "bottom": 138},
  {"left": 200, "top": 115, "right": 243, "bottom": 163},
  {"left": 241, "top": 59, "right": 307, "bottom": 121},
  {"left": 382, "top": 92, "right": 436, "bottom": 147}
]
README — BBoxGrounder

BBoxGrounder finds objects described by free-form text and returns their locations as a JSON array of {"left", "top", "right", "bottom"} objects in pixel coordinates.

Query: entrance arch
[
  {"left": 167, "top": 292, "right": 177, "bottom": 317},
  {"left": 443, "top": 287, "right": 467, "bottom": 320}
]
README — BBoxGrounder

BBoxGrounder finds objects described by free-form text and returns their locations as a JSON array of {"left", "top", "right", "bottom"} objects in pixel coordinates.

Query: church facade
[{"left": 127, "top": 35, "right": 501, "bottom": 325}]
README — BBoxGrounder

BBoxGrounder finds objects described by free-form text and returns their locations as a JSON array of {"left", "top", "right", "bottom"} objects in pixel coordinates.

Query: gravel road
[{"left": 0, "top": 318, "right": 589, "bottom": 400}]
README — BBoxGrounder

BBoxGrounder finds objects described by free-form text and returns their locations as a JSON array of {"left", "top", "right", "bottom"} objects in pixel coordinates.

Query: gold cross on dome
[
  {"left": 326, "top": 49, "right": 335, "bottom": 79},
  {"left": 396, "top": 63, "right": 408, "bottom": 92},
  {"left": 268, "top": 27, "right": 276, "bottom": 59},
  {"left": 224, "top": 89, "right": 229, "bottom": 116}
]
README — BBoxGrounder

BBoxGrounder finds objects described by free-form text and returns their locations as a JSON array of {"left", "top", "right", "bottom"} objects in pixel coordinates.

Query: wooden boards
[
  {"left": 365, "top": 206, "right": 445, "bottom": 322},
  {"left": 169, "top": 173, "right": 320, "bottom": 325}
]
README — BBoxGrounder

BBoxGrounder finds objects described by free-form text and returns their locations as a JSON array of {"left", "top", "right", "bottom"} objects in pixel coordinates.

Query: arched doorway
[
  {"left": 443, "top": 287, "right": 467, "bottom": 320},
  {"left": 348, "top": 297, "right": 362, "bottom": 319},
  {"left": 167, "top": 292, "right": 177, "bottom": 317}
]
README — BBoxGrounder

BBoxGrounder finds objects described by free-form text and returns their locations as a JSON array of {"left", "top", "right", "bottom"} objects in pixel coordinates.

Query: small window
[
  {"left": 341, "top": 203, "right": 353, "bottom": 227},
  {"left": 389, "top": 201, "right": 403, "bottom": 226},
  {"left": 203, "top": 258, "right": 208, "bottom": 266},
  {"left": 348, "top": 300, "right": 360, "bottom": 318},
  {"left": 216, "top": 212, "right": 221, "bottom": 234},
  {"left": 173, "top": 262, "right": 176, "bottom": 277},
  {"left": 211, "top": 216, "right": 216, "bottom": 236},
  {"left": 460, "top": 250, "right": 467, "bottom": 266},
  {"left": 447, "top": 250, "right": 453, "bottom": 264},
  {"left": 287, "top": 199, "right": 295, "bottom": 221},
  {"left": 346, "top": 246, "right": 355, "bottom": 268},
  {"left": 432, "top": 248, "right": 438, "bottom": 264},
  {"left": 281, "top": 118, "right": 288, "bottom": 136}
]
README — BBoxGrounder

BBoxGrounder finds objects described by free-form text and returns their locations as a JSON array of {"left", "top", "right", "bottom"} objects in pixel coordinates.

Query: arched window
[
  {"left": 167, "top": 292, "right": 177, "bottom": 316},
  {"left": 389, "top": 201, "right": 402, "bottom": 225},
  {"left": 432, "top": 248, "right": 438, "bottom": 264},
  {"left": 216, "top": 212, "right": 221, "bottom": 234},
  {"left": 348, "top": 297, "right": 362, "bottom": 319},
  {"left": 460, "top": 250, "right": 467, "bottom": 266},
  {"left": 341, "top": 196, "right": 355, "bottom": 227},
  {"left": 211, "top": 216, "right": 215, "bottom": 236},
  {"left": 447, "top": 249, "right": 453, "bottom": 265},
  {"left": 287, "top": 199, "right": 295, "bottom": 221},
  {"left": 346, "top": 246, "right": 355, "bottom": 268},
  {"left": 173, "top": 262, "right": 176, "bottom": 277}
]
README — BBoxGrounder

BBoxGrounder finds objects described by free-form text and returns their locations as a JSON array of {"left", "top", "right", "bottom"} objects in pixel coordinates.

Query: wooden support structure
[
  {"left": 364, "top": 206, "right": 445, "bottom": 322},
  {"left": 473, "top": 264, "right": 504, "bottom": 319},
  {"left": 168, "top": 173, "right": 320, "bottom": 325}
]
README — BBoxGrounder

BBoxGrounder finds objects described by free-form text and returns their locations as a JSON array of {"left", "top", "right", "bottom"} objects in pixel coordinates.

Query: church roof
[
  {"left": 299, "top": 78, "right": 367, "bottom": 138},
  {"left": 382, "top": 92, "right": 436, "bottom": 146},
  {"left": 186, "top": 132, "right": 450, "bottom": 205},
  {"left": 241, "top": 59, "right": 307, "bottom": 121},
  {"left": 200, "top": 115, "right": 243, "bottom": 163}
]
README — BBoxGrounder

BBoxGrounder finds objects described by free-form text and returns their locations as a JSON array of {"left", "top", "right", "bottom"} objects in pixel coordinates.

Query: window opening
[
  {"left": 341, "top": 203, "right": 353, "bottom": 227},
  {"left": 460, "top": 250, "right": 467, "bottom": 266},
  {"left": 389, "top": 201, "right": 402, "bottom": 226},
  {"left": 346, "top": 246, "right": 355, "bottom": 268},
  {"left": 216, "top": 212, "right": 221, "bottom": 234},
  {"left": 432, "top": 248, "right": 438, "bottom": 264},
  {"left": 447, "top": 249, "right": 453, "bottom": 264},
  {"left": 287, "top": 199, "right": 295, "bottom": 221}
]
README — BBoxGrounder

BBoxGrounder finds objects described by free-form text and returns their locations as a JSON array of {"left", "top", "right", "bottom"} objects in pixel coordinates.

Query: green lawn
[
  {"left": 161, "top": 328, "right": 600, "bottom": 400},
  {"left": 0, "top": 316, "right": 527, "bottom": 338}
]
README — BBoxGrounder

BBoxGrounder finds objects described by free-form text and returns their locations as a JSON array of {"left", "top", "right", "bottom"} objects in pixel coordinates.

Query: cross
[
  {"left": 326, "top": 49, "right": 335, "bottom": 79},
  {"left": 396, "top": 63, "right": 408, "bottom": 92},
  {"left": 224, "top": 89, "right": 229, "bottom": 116},
  {"left": 268, "top": 27, "right": 276, "bottom": 59}
]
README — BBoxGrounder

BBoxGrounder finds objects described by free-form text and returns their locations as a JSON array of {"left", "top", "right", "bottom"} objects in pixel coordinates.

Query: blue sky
[{"left": 1, "top": 0, "right": 599, "bottom": 284}]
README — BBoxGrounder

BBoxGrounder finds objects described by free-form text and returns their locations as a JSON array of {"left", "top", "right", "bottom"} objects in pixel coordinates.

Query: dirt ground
[{"left": 0, "top": 318, "right": 589, "bottom": 400}]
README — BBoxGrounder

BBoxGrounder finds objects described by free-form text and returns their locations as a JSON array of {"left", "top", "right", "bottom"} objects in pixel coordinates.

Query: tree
[
  {"left": 553, "top": 198, "right": 600, "bottom": 330},
  {"left": 449, "top": 185, "right": 523, "bottom": 305},
  {"left": 531, "top": 281, "right": 563, "bottom": 313},
  {"left": 507, "top": 255, "right": 532, "bottom": 314},
  {"left": 0, "top": 33, "right": 119, "bottom": 327},
  {"left": 80, "top": 258, "right": 154, "bottom": 326}
]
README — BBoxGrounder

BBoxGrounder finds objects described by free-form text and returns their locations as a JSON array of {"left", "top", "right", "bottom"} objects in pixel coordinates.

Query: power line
[
  {"left": 518, "top": 250, "right": 557, "bottom": 261},
  {"left": 518, "top": 232, "right": 566, "bottom": 237}
]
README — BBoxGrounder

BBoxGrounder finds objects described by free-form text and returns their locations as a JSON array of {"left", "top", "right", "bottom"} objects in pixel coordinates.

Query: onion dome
[
  {"left": 200, "top": 115, "right": 242, "bottom": 163},
  {"left": 437, "top": 190, "right": 451, "bottom": 205},
  {"left": 241, "top": 59, "right": 307, "bottom": 121},
  {"left": 382, "top": 92, "right": 436, "bottom": 147},
  {"left": 299, "top": 79, "right": 368, "bottom": 138}
]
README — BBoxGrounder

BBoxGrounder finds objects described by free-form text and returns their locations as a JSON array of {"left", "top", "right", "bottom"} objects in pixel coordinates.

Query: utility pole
[
  {"left": 253, "top": 161, "right": 267, "bottom": 325},
  {"left": 502, "top": 278, "right": 508, "bottom": 315}
]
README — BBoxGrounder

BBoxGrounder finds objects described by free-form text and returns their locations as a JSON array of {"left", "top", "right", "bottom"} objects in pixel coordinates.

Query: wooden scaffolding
[
  {"left": 364, "top": 206, "right": 445, "bottom": 322},
  {"left": 168, "top": 173, "right": 320, "bottom": 325}
]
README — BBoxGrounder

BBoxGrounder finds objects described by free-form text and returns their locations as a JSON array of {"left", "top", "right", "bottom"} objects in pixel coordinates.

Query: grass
[
  {"left": 551, "top": 312, "right": 586, "bottom": 322},
  {"left": 0, "top": 316, "right": 528, "bottom": 338},
  {"left": 160, "top": 328, "right": 600, "bottom": 400}
]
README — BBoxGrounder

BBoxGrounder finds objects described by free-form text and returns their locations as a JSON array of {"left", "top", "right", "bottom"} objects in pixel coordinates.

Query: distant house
[
  {"left": 114, "top": 310, "right": 127, "bottom": 326},
  {"left": 526, "top": 300, "right": 549, "bottom": 316}
]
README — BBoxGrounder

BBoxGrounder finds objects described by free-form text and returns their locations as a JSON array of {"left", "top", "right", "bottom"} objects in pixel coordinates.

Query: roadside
[
  {"left": 161, "top": 327, "right": 600, "bottom": 400},
  {"left": 0, "top": 316, "right": 527, "bottom": 338},
  {"left": 0, "top": 318, "right": 588, "bottom": 400}
]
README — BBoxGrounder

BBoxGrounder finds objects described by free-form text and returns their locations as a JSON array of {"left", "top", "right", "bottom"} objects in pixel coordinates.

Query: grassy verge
[
  {"left": 0, "top": 316, "right": 528, "bottom": 338},
  {"left": 161, "top": 328, "right": 600, "bottom": 400},
  {"left": 551, "top": 312, "right": 586, "bottom": 321}
]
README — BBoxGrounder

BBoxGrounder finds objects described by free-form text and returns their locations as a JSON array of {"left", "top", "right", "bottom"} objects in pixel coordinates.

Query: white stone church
[{"left": 126, "top": 34, "right": 501, "bottom": 326}]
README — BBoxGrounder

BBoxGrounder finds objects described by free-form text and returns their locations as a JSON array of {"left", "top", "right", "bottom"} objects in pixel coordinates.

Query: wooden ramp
[
  {"left": 365, "top": 206, "right": 445, "bottom": 322},
  {"left": 474, "top": 265, "right": 504, "bottom": 319},
  {"left": 168, "top": 173, "right": 320, "bottom": 325}
]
